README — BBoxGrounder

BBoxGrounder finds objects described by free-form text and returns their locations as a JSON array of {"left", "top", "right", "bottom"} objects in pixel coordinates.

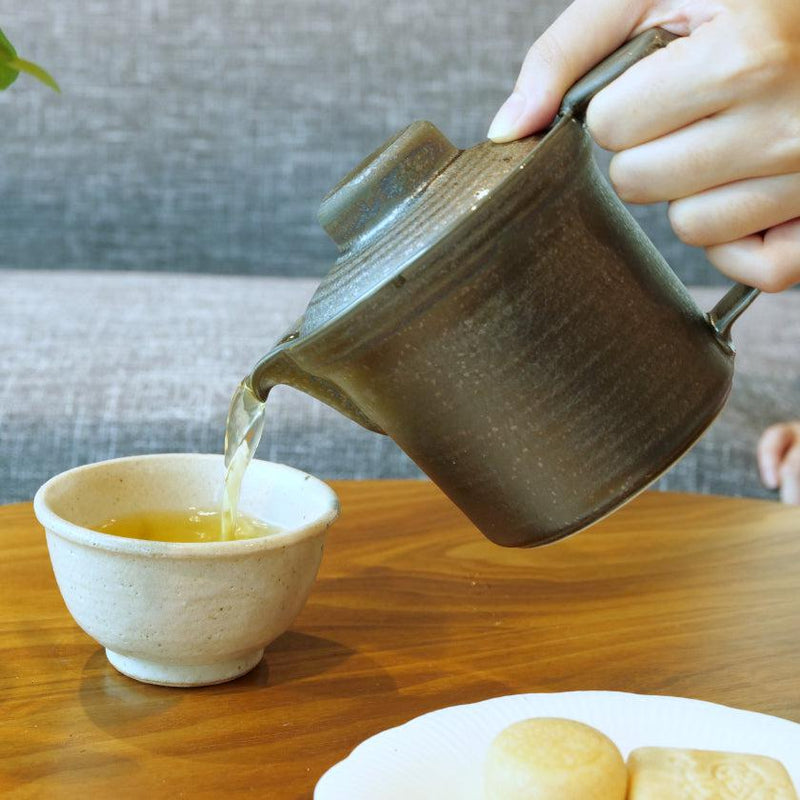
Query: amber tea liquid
[
  {"left": 96, "top": 508, "right": 280, "bottom": 543},
  {"left": 94, "top": 380, "right": 273, "bottom": 544}
]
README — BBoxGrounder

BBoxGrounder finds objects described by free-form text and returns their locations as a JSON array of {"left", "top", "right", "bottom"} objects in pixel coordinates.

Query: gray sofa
[{"left": 1, "top": 1, "right": 798, "bottom": 504}]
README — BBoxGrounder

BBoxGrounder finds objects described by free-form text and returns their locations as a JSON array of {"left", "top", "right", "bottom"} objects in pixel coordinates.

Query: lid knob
[{"left": 318, "top": 121, "right": 459, "bottom": 251}]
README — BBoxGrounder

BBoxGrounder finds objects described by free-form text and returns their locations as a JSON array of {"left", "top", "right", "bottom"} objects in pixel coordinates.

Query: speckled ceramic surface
[
  {"left": 33, "top": 454, "right": 339, "bottom": 687},
  {"left": 248, "top": 32, "right": 757, "bottom": 549}
]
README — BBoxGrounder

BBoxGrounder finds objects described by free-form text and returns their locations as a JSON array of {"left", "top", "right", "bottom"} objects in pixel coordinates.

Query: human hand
[
  {"left": 757, "top": 422, "right": 800, "bottom": 504},
  {"left": 488, "top": 0, "right": 800, "bottom": 293}
]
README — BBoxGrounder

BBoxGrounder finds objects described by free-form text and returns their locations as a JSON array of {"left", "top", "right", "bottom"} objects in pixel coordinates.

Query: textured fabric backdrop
[
  {"left": 2, "top": 269, "right": 798, "bottom": 503},
  {"left": 0, "top": 0, "right": 733, "bottom": 283}
]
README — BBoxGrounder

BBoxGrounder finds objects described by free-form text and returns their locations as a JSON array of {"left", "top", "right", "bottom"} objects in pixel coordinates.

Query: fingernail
[{"left": 487, "top": 91, "right": 527, "bottom": 142}]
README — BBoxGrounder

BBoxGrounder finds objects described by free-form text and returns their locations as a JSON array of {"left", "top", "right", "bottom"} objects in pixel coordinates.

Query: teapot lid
[{"left": 300, "top": 120, "right": 543, "bottom": 335}]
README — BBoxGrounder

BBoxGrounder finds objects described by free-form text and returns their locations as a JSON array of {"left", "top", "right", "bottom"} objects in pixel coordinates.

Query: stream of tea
[
  {"left": 93, "top": 380, "right": 275, "bottom": 543},
  {"left": 220, "top": 379, "right": 269, "bottom": 540}
]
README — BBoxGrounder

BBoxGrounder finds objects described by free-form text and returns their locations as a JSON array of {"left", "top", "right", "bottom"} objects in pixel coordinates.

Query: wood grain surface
[{"left": 1, "top": 482, "right": 799, "bottom": 798}]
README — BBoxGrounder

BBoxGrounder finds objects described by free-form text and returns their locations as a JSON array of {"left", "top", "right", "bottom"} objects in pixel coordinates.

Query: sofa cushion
[
  {"left": 0, "top": 0, "right": 748, "bottom": 287},
  {"left": 1, "top": 269, "right": 415, "bottom": 504},
  {"left": 1, "top": 270, "right": 798, "bottom": 504}
]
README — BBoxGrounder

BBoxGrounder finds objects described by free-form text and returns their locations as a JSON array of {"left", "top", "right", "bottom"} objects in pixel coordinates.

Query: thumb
[{"left": 488, "top": 0, "right": 651, "bottom": 142}]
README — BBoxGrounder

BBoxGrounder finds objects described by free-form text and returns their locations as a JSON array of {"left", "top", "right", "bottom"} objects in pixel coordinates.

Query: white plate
[{"left": 315, "top": 691, "right": 800, "bottom": 799}]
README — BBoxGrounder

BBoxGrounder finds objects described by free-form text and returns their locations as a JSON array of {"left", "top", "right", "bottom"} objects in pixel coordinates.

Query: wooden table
[{"left": 2, "top": 483, "right": 799, "bottom": 797}]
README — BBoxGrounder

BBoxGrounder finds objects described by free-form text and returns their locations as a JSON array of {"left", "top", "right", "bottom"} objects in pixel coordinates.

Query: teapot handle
[
  {"left": 559, "top": 28, "right": 760, "bottom": 347},
  {"left": 560, "top": 28, "right": 678, "bottom": 120}
]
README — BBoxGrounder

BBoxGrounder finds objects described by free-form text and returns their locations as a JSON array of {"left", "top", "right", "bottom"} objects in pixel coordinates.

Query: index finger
[{"left": 489, "top": 0, "right": 650, "bottom": 142}]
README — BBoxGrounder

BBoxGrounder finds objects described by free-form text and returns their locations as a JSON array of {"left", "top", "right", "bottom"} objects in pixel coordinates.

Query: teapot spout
[{"left": 249, "top": 322, "right": 384, "bottom": 435}]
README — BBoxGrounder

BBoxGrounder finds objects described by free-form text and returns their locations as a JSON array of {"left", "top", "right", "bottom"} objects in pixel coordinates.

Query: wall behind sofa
[{"left": 2, "top": 0, "right": 729, "bottom": 283}]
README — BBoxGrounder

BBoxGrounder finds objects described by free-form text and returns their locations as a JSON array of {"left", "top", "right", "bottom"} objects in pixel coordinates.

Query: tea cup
[{"left": 33, "top": 453, "right": 339, "bottom": 687}]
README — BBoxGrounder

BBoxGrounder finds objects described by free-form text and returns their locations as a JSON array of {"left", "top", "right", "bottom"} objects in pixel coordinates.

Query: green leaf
[
  {"left": 7, "top": 57, "right": 60, "bottom": 93},
  {"left": 0, "top": 28, "right": 19, "bottom": 90},
  {"left": 0, "top": 27, "right": 59, "bottom": 92},
  {"left": 0, "top": 28, "right": 16, "bottom": 58}
]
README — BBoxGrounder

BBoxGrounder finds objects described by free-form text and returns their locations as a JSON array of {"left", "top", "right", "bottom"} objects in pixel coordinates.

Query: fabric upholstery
[
  {"left": 0, "top": 0, "right": 738, "bottom": 285},
  {"left": 2, "top": 269, "right": 798, "bottom": 504},
  {"left": 1, "top": 3, "right": 798, "bottom": 508}
]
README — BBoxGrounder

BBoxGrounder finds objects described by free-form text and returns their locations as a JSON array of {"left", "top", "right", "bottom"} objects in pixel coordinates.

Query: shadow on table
[{"left": 78, "top": 630, "right": 396, "bottom": 756}]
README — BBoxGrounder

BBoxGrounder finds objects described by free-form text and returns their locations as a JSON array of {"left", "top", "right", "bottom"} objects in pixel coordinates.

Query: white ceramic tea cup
[{"left": 34, "top": 453, "right": 339, "bottom": 687}]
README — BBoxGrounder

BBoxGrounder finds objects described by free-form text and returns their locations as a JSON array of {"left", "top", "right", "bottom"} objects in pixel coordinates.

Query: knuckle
[
  {"left": 684, "top": 145, "right": 716, "bottom": 184},
  {"left": 760, "top": 39, "right": 796, "bottom": 79},
  {"left": 525, "top": 31, "right": 566, "bottom": 72},
  {"left": 771, "top": 110, "right": 800, "bottom": 171},
  {"left": 722, "top": 40, "right": 789, "bottom": 93}
]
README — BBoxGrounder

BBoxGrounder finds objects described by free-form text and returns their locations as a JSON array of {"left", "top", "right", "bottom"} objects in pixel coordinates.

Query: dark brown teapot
[{"left": 249, "top": 30, "right": 758, "bottom": 547}]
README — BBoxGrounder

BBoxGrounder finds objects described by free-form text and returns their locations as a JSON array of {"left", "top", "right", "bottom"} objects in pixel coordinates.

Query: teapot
[{"left": 248, "top": 29, "right": 759, "bottom": 548}]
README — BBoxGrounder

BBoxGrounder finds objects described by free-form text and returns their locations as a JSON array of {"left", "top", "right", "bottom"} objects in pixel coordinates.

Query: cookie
[
  {"left": 484, "top": 717, "right": 627, "bottom": 799},
  {"left": 628, "top": 746, "right": 798, "bottom": 799}
]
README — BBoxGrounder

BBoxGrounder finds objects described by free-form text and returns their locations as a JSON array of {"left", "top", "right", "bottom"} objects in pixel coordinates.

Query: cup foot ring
[{"left": 105, "top": 647, "right": 265, "bottom": 687}]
